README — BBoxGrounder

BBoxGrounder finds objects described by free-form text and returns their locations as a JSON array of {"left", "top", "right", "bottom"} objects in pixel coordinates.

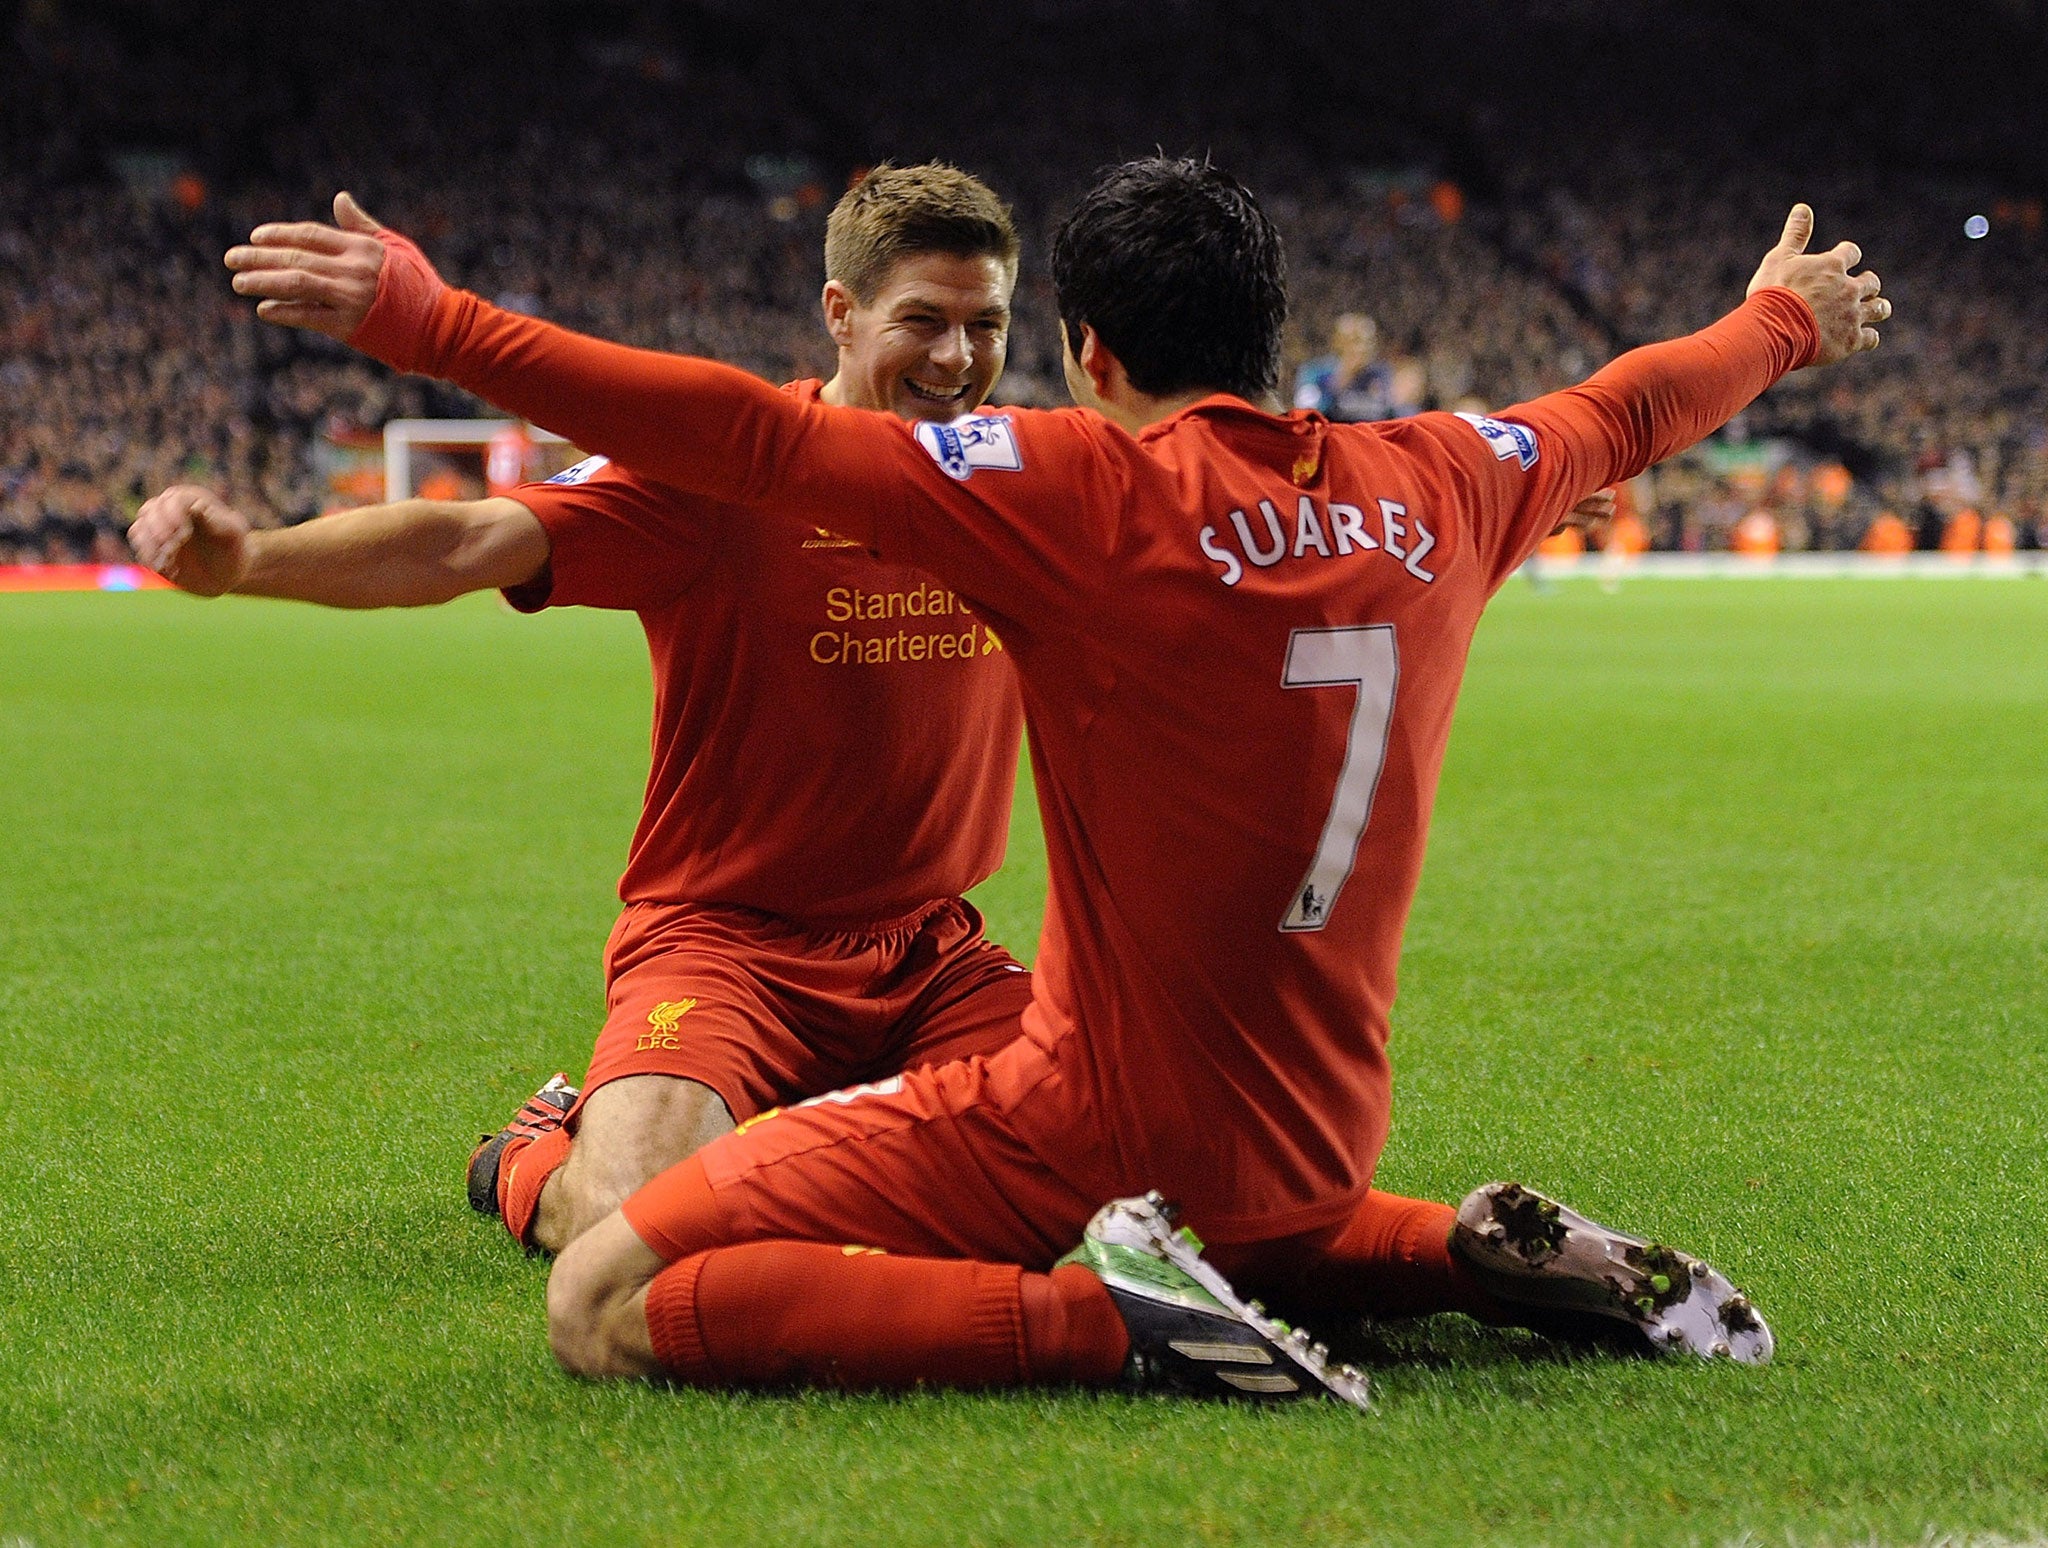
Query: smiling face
[{"left": 821, "top": 251, "right": 1015, "bottom": 421}]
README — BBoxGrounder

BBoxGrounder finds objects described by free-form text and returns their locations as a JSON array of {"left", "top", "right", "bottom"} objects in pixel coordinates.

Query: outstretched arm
[
  {"left": 225, "top": 195, "right": 1117, "bottom": 623},
  {"left": 1446, "top": 205, "right": 1887, "bottom": 577},
  {"left": 129, "top": 487, "right": 548, "bottom": 607},
  {"left": 1506, "top": 287, "right": 1820, "bottom": 503},
  {"left": 1522, "top": 207, "right": 1882, "bottom": 480},
  {"left": 225, "top": 194, "right": 864, "bottom": 514}
]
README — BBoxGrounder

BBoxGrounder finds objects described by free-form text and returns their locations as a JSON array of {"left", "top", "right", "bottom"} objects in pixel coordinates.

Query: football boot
[
  {"left": 1452, "top": 1181, "right": 1774, "bottom": 1363},
  {"left": 1059, "top": 1191, "right": 1371, "bottom": 1409},
  {"left": 466, "top": 1073, "right": 580, "bottom": 1218}
]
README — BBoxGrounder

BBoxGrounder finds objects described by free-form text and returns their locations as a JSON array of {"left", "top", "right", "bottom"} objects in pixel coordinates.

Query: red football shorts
[
  {"left": 577, "top": 897, "right": 1034, "bottom": 1124},
  {"left": 622, "top": 1032, "right": 1352, "bottom": 1290},
  {"left": 627, "top": 1033, "right": 1102, "bottom": 1270}
]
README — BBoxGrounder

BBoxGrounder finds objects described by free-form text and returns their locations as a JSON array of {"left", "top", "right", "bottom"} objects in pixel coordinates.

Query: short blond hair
[{"left": 824, "top": 163, "right": 1019, "bottom": 303}]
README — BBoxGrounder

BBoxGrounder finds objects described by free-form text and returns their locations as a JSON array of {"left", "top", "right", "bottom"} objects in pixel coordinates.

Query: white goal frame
[{"left": 382, "top": 419, "right": 570, "bottom": 503}]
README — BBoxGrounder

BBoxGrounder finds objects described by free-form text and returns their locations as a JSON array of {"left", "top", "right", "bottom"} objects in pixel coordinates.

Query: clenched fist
[{"left": 128, "top": 486, "right": 252, "bottom": 597}]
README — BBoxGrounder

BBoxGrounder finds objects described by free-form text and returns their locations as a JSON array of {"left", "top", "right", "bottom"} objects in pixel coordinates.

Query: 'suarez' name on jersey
[{"left": 1199, "top": 493, "right": 1438, "bottom": 588}]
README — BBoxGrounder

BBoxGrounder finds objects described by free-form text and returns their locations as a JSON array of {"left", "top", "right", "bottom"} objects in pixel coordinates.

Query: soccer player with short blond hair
[{"left": 135, "top": 165, "right": 1034, "bottom": 1254}]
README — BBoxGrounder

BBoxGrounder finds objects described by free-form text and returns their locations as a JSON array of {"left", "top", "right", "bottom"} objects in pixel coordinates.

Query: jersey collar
[{"left": 1138, "top": 394, "right": 1333, "bottom": 488}]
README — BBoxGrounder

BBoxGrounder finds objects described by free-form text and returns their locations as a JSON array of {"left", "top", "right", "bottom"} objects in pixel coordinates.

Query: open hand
[
  {"left": 129, "top": 486, "right": 252, "bottom": 596},
  {"left": 225, "top": 191, "right": 389, "bottom": 341},
  {"left": 1748, "top": 204, "right": 1888, "bottom": 366}
]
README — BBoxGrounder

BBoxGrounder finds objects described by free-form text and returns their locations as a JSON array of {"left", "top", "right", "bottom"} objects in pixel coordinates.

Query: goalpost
[{"left": 380, "top": 419, "right": 572, "bottom": 503}]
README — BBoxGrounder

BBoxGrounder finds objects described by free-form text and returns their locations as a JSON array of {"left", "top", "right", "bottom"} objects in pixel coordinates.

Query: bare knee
[
  {"left": 536, "top": 1076, "right": 735, "bottom": 1253},
  {"left": 546, "top": 1213, "right": 668, "bottom": 1380},
  {"left": 574, "top": 1077, "right": 733, "bottom": 1195}
]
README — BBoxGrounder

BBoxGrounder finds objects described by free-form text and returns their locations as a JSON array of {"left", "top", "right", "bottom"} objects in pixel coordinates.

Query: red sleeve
[
  {"left": 1406, "top": 287, "right": 1821, "bottom": 586},
  {"left": 357, "top": 278, "right": 1126, "bottom": 630},
  {"left": 501, "top": 457, "right": 715, "bottom": 613}
]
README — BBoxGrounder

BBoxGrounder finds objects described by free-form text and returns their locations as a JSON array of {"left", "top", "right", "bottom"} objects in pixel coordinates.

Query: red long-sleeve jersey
[
  {"left": 502, "top": 380, "right": 1022, "bottom": 925},
  {"left": 357, "top": 264, "right": 1817, "bottom": 1238}
]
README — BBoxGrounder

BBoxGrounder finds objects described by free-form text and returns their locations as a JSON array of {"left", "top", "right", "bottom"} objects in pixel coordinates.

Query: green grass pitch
[{"left": 3, "top": 578, "right": 2045, "bottom": 1546}]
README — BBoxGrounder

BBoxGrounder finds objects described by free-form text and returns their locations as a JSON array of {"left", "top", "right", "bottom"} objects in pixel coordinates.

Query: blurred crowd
[{"left": 3, "top": 0, "right": 2044, "bottom": 563}]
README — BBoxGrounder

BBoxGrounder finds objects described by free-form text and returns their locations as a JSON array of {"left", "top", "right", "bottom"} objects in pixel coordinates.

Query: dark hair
[
  {"left": 824, "top": 162, "right": 1020, "bottom": 304},
  {"left": 1050, "top": 156, "right": 1287, "bottom": 403}
]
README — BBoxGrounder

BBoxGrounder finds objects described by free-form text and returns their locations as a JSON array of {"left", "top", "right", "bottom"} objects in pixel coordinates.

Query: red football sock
[
  {"left": 1297, "top": 1189, "right": 1508, "bottom": 1322},
  {"left": 1020, "top": 1263, "right": 1131, "bottom": 1383},
  {"left": 643, "top": 1247, "right": 1128, "bottom": 1390},
  {"left": 499, "top": 1126, "right": 573, "bottom": 1247}
]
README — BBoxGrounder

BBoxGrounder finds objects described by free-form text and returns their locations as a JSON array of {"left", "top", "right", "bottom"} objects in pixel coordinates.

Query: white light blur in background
[{"left": 1965, "top": 214, "right": 1991, "bottom": 239}]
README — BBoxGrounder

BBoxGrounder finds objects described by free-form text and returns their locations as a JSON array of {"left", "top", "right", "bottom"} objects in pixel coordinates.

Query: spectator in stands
[
  {"left": 1292, "top": 313, "right": 1396, "bottom": 422},
  {"left": 0, "top": 1, "right": 2042, "bottom": 563}
]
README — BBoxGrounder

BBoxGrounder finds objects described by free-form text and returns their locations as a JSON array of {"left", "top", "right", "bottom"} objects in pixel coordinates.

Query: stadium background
[
  {"left": 6, "top": 7, "right": 2048, "bottom": 1546},
  {"left": 4, "top": 0, "right": 2048, "bottom": 566}
]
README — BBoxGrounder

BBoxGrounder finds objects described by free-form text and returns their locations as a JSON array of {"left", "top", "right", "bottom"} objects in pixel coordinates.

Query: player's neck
[{"left": 1098, "top": 385, "right": 1270, "bottom": 435}]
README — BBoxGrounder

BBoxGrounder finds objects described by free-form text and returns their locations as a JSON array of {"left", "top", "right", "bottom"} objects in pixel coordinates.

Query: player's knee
[
  {"left": 542, "top": 1162, "right": 623, "bottom": 1249},
  {"left": 573, "top": 1076, "right": 735, "bottom": 1198}
]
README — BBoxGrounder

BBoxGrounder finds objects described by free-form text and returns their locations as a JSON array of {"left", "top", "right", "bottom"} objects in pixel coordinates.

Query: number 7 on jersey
[{"left": 1279, "top": 625, "right": 1399, "bottom": 932}]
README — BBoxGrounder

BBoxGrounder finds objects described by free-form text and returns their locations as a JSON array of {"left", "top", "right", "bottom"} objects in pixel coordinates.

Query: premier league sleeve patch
[
  {"left": 545, "top": 455, "right": 611, "bottom": 486},
  {"left": 913, "top": 415, "right": 1024, "bottom": 481},
  {"left": 1453, "top": 412, "right": 1539, "bottom": 471}
]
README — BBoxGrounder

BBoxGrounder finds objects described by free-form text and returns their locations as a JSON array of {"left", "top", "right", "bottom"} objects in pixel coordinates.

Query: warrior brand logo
[
  {"left": 913, "top": 414, "right": 1023, "bottom": 480},
  {"left": 636, "top": 998, "right": 698, "bottom": 1052},
  {"left": 545, "top": 455, "right": 610, "bottom": 485},
  {"left": 803, "top": 526, "right": 862, "bottom": 550},
  {"left": 1454, "top": 412, "right": 1539, "bottom": 470}
]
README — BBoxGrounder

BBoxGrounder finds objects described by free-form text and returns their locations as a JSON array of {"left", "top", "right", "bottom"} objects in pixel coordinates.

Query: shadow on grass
[{"left": 1325, "top": 1312, "right": 1651, "bottom": 1372}]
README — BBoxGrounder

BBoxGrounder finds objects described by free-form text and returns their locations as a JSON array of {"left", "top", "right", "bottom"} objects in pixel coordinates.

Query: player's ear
[
  {"left": 1076, "top": 324, "right": 1121, "bottom": 398},
  {"left": 821, "top": 280, "right": 856, "bottom": 347}
]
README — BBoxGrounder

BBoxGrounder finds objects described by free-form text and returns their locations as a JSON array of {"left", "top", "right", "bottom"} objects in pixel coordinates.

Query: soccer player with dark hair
[{"left": 223, "top": 157, "right": 1884, "bottom": 1400}]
